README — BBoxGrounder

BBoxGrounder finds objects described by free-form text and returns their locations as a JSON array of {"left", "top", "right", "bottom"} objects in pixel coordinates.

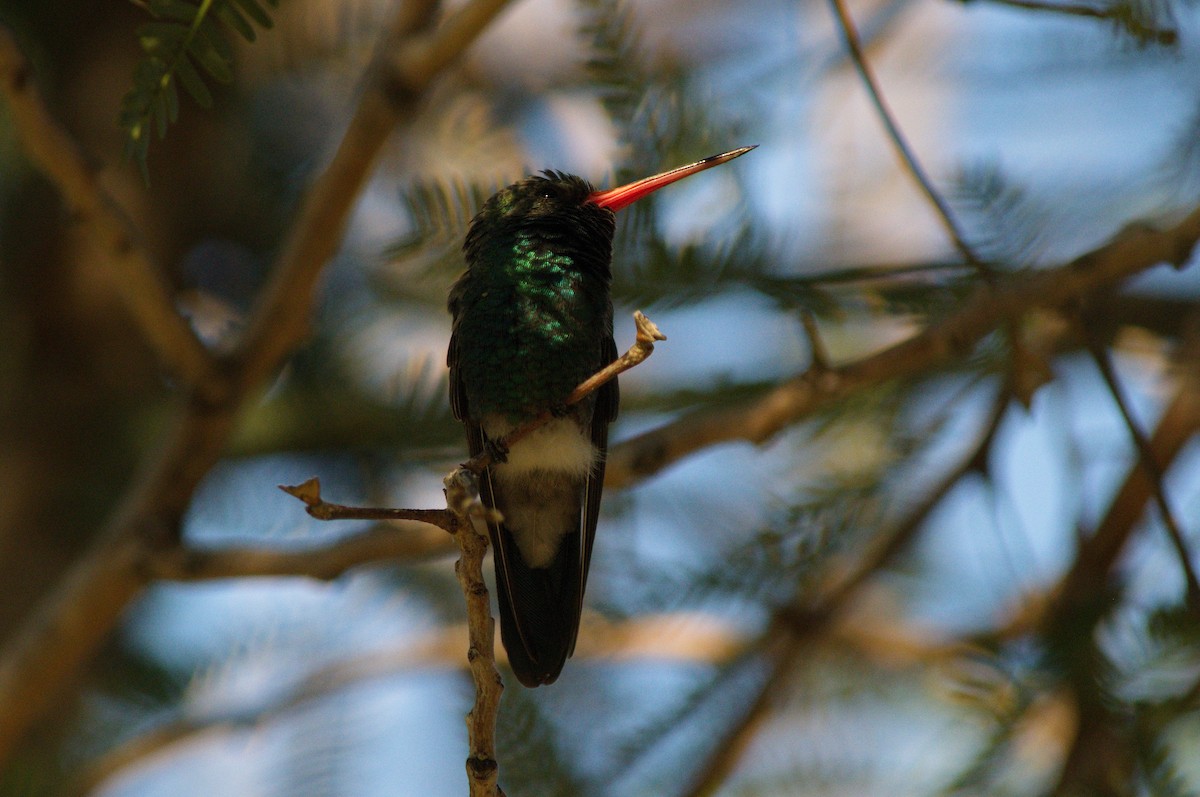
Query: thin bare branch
[
  {"left": 0, "top": 26, "right": 215, "bottom": 388},
  {"left": 278, "top": 477, "right": 455, "bottom": 529},
  {"left": 1046, "top": 327, "right": 1200, "bottom": 626},
  {"left": 443, "top": 470, "right": 506, "bottom": 797},
  {"left": 1083, "top": 332, "right": 1200, "bottom": 609},
  {"left": 825, "top": 0, "right": 985, "bottom": 271}
]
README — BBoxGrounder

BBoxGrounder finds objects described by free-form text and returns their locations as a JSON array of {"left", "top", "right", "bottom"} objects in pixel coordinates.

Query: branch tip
[
  {"left": 279, "top": 477, "right": 322, "bottom": 506},
  {"left": 633, "top": 310, "right": 666, "bottom": 343}
]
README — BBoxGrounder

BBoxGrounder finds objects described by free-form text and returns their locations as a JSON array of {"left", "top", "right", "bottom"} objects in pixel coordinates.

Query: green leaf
[
  {"left": 231, "top": 0, "right": 274, "bottom": 29},
  {"left": 174, "top": 53, "right": 213, "bottom": 108},
  {"left": 121, "top": 0, "right": 278, "bottom": 176},
  {"left": 198, "top": 16, "right": 235, "bottom": 63},
  {"left": 153, "top": 81, "right": 172, "bottom": 137},
  {"left": 147, "top": 0, "right": 200, "bottom": 23},
  {"left": 188, "top": 38, "right": 233, "bottom": 84},
  {"left": 217, "top": 4, "right": 256, "bottom": 42},
  {"left": 138, "top": 21, "right": 186, "bottom": 56}
]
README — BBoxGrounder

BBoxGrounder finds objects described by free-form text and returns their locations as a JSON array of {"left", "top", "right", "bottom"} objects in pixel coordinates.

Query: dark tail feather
[{"left": 493, "top": 523, "right": 583, "bottom": 687}]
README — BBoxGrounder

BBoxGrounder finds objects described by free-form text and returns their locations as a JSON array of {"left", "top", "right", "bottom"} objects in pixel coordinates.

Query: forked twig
[{"left": 1082, "top": 331, "right": 1200, "bottom": 609}]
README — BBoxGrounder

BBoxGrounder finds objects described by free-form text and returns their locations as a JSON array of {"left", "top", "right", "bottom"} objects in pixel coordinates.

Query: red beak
[{"left": 587, "top": 146, "right": 756, "bottom": 212}]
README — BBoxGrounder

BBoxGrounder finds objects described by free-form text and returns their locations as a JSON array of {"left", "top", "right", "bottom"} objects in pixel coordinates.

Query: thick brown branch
[
  {"left": 233, "top": 0, "right": 515, "bottom": 391},
  {"left": 0, "top": 397, "right": 243, "bottom": 765},
  {"left": 0, "top": 26, "right": 215, "bottom": 388}
]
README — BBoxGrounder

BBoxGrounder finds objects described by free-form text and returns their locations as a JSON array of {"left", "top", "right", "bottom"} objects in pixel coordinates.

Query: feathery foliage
[
  {"left": 950, "top": 164, "right": 1051, "bottom": 270},
  {"left": 120, "top": 0, "right": 278, "bottom": 175},
  {"left": 959, "top": 0, "right": 1178, "bottom": 47},
  {"left": 496, "top": 689, "right": 586, "bottom": 797}
]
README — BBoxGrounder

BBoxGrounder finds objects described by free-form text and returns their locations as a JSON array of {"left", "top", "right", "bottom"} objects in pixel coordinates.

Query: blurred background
[{"left": 2, "top": 0, "right": 1200, "bottom": 794}]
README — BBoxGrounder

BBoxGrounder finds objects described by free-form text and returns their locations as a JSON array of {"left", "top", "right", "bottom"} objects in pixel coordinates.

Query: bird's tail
[{"left": 491, "top": 519, "right": 584, "bottom": 688}]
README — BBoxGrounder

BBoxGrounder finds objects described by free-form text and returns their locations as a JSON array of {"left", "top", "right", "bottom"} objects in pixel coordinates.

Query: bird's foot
[{"left": 484, "top": 437, "right": 510, "bottom": 464}]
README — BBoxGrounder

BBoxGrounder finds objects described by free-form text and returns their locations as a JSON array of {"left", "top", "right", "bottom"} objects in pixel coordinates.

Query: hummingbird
[{"left": 447, "top": 146, "right": 754, "bottom": 686}]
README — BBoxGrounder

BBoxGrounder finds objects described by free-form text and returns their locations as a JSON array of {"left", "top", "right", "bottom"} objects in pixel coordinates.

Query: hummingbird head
[
  {"left": 463, "top": 171, "right": 618, "bottom": 279},
  {"left": 473, "top": 171, "right": 617, "bottom": 228},
  {"left": 461, "top": 146, "right": 757, "bottom": 276}
]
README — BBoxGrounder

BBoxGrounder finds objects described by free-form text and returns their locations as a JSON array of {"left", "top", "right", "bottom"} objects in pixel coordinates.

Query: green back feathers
[{"left": 449, "top": 172, "right": 617, "bottom": 420}]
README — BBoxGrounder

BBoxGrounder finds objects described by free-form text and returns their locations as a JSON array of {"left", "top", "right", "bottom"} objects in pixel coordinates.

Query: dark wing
[
  {"left": 573, "top": 333, "right": 619, "bottom": 652},
  {"left": 447, "top": 287, "right": 469, "bottom": 425}
]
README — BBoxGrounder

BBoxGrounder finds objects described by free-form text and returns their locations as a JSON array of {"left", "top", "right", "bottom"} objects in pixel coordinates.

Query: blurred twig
[
  {"left": 149, "top": 521, "right": 456, "bottom": 580},
  {"left": 1045, "top": 320, "right": 1200, "bottom": 627},
  {"left": 825, "top": 0, "right": 986, "bottom": 272},
  {"left": 1082, "top": 329, "right": 1200, "bottom": 610}
]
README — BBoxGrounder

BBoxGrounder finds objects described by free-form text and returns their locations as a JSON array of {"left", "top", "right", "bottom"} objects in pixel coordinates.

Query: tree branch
[
  {"left": 149, "top": 522, "right": 455, "bottom": 581},
  {"left": 1082, "top": 330, "right": 1200, "bottom": 609},
  {"left": 825, "top": 0, "right": 985, "bottom": 271},
  {"left": 0, "top": 25, "right": 216, "bottom": 389},
  {"left": 232, "top": 0, "right": 515, "bottom": 391},
  {"left": 444, "top": 471, "right": 505, "bottom": 797},
  {"left": 1045, "top": 325, "right": 1200, "bottom": 628},
  {"left": 606, "top": 208, "right": 1200, "bottom": 489}
]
